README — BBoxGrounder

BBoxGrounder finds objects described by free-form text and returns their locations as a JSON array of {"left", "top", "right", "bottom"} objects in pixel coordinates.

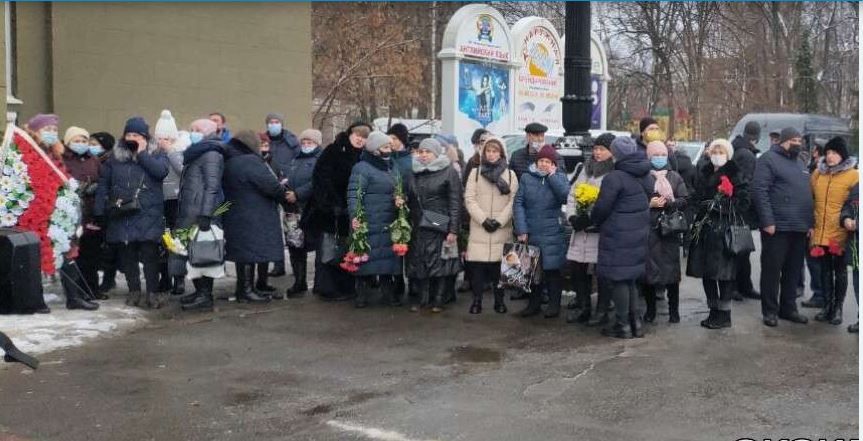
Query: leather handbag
[
  {"left": 417, "top": 192, "right": 450, "bottom": 234},
  {"left": 724, "top": 208, "right": 755, "bottom": 255},
  {"left": 319, "top": 220, "right": 346, "bottom": 265},
  {"left": 658, "top": 210, "right": 689, "bottom": 237},
  {"left": 109, "top": 175, "right": 144, "bottom": 218},
  {"left": 188, "top": 228, "right": 225, "bottom": 268}
]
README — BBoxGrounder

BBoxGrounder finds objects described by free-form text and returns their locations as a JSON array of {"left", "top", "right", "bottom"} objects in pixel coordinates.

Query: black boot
[
  {"left": 630, "top": 312, "right": 645, "bottom": 338},
  {"left": 700, "top": 309, "right": 718, "bottom": 328},
  {"left": 182, "top": 277, "right": 214, "bottom": 311},
  {"left": 643, "top": 288, "right": 656, "bottom": 323},
  {"left": 601, "top": 318, "right": 631, "bottom": 339},
  {"left": 354, "top": 278, "right": 370, "bottom": 309},
  {"left": 236, "top": 264, "right": 271, "bottom": 304},
  {"left": 286, "top": 258, "right": 308, "bottom": 298},
  {"left": 814, "top": 294, "right": 834, "bottom": 322},
  {"left": 668, "top": 287, "right": 680, "bottom": 323},
  {"left": 255, "top": 263, "right": 277, "bottom": 293},
  {"left": 518, "top": 288, "right": 541, "bottom": 318},
  {"left": 146, "top": 291, "right": 166, "bottom": 309},
  {"left": 493, "top": 289, "right": 507, "bottom": 314},
  {"left": 431, "top": 279, "right": 445, "bottom": 313},
  {"left": 268, "top": 260, "right": 286, "bottom": 277},
  {"left": 544, "top": 287, "right": 561, "bottom": 318},
  {"left": 171, "top": 276, "right": 185, "bottom": 296},
  {"left": 381, "top": 277, "right": 400, "bottom": 306},
  {"left": 848, "top": 321, "right": 858, "bottom": 333},
  {"left": 180, "top": 278, "right": 203, "bottom": 305},
  {"left": 829, "top": 291, "right": 845, "bottom": 326},
  {"left": 67, "top": 296, "right": 99, "bottom": 311},
  {"left": 469, "top": 290, "right": 482, "bottom": 314},
  {"left": 98, "top": 271, "right": 116, "bottom": 294}
]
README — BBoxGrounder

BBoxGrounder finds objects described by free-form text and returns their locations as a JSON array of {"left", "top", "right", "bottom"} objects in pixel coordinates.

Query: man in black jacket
[
  {"left": 752, "top": 127, "right": 813, "bottom": 327},
  {"left": 508, "top": 123, "right": 563, "bottom": 179},
  {"left": 730, "top": 121, "right": 762, "bottom": 301}
]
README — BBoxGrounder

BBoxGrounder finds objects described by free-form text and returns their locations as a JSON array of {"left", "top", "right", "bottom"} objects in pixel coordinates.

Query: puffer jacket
[
  {"left": 94, "top": 143, "right": 169, "bottom": 243},
  {"left": 565, "top": 161, "right": 611, "bottom": 263},
  {"left": 508, "top": 145, "right": 565, "bottom": 180},
  {"left": 267, "top": 129, "right": 300, "bottom": 180},
  {"left": 464, "top": 159, "right": 518, "bottom": 262},
  {"left": 513, "top": 165, "right": 569, "bottom": 271},
  {"left": 811, "top": 157, "right": 858, "bottom": 248},
  {"left": 347, "top": 152, "right": 402, "bottom": 276},
  {"left": 177, "top": 138, "right": 225, "bottom": 229},
  {"left": 591, "top": 153, "right": 651, "bottom": 282},
  {"left": 752, "top": 145, "right": 814, "bottom": 232}
]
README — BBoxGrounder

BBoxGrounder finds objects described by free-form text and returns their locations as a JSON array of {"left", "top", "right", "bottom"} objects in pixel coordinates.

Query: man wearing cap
[
  {"left": 729, "top": 121, "right": 762, "bottom": 301},
  {"left": 753, "top": 127, "right": 814, "bottom": 327},
  {"left": 508, "top": 122, "right": 564, "bottom": 180}
]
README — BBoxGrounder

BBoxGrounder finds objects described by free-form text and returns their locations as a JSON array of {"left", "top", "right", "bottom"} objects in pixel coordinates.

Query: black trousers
[
  {"left": 610, "top": 280, "right": 639, "bottom": 324},
  {"left": 703, "top": 279, "right": 734, "bottom": 311},
  {"left": 160, "top": 199, "right": 180, "bottom": 281},
  {"left": 77, "top": 232, "right": 103, "bottom": 294},
  {"left": 468, "top": 261, "right": 503, "bottom": 303},
  {"left": 532, "top": 270, "right": 563, "bottom": 308},
  {"left": 120, "top": 241, "right": 161, "bottom": 293},
  {"left": 760, "top": 231, "right": 806, "bottom": 318},
  {"left": 735, "top": 251, "right": 755, "bottom": 295},
  {"left": 410, "top": 277, "right": 446, "bottom": 307},
  {"left": 817, "top": 252, "right": 848, "bottom": 305},
  {"left": 570, "top": 261, "right": 592, "bottom": 308}
]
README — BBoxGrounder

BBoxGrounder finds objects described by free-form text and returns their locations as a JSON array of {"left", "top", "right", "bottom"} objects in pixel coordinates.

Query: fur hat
[
  {"left": 593, "top": 133, "right": 616, "bottom": 150},
  {"left": 154, "top": 110, "right": 179, "bottom": 139},
  {"left": 189, "top": 119, "right": 218, "bottom": 137},
  {"left": 707, "top": 139, "right": 734, "bottom": 160},
  {"left": 27, "top": 113, "right": 60, "bottom": 132},
  {"left": 386, "top": 123, "right": 409, "bottom": 147},
  {"left": 90, "top": 132, "right": 115, "bottom": 151},
  {"left": 824, "top": 137, "right": 849, "bottom": 161},
  {"left": 265, "top": 113, "right": 284, "bottom": 124},
  {"left": 299, "top": 129, "right": 322, "bottom": 146},
  {"left": 364, "top": 131, "right": 391, "bottom": 153},
  {"left": 418, "top": 138, "right": 444, "bottom": 156},
  {"left": 63, "top": 126, "right": 89, "bottom": 145}
]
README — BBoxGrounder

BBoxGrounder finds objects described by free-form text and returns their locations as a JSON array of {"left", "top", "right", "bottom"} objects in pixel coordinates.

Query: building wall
[
  {"left": 14, "top": 2, "right": 52, "bottom": 124},
  {"left": 19, "top": 2, "right": 311, "bottom": 136}
]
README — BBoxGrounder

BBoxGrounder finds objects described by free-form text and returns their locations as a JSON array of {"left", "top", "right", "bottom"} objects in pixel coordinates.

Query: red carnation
[
  {"left": 828, "top": 240, "right": 844, "bottom": 256},
  {"left": 810, "top": 246, "right": 826, "bottom": 258},
  {"left": 718, "top": 175, "right": 734, "bottom": 198}
]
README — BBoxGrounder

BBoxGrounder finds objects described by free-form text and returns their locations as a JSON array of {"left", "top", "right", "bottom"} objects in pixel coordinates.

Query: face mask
[
  {"left": 650, "top": 156, "right": 668, "bottom": 169},
  {"left": 710, "top": 154, "right": 727, "bottom": 168},
  {"left": 124, "top": 139, "right": 139, "bottom": 150},
  {"left": 267, "top": 123, "right": 282, "bottom": 137},
  {"left": 529, "top": 141, "right": 542, "bottom": 151},
  {"left": 69, "top": 142, "right": 89, "bottom": 155},
  {"left": 644, "top": 130, "right": 665, "bottom": 144},
  {"left": 88, "top": 145, "right": 105, "bottom": 156},
  {"left": 789, "top": 144, "right": 802, "bottom": 156},
  {"left": 300, "top": 145, "right": 317, "bottom": 155},
  {"left": 189, "top": 132, "right": 204, "bottom": 144},
  {"left": 40, "top": 130, "right": 58, "bottom": 146},
  {"left": 379, "top": 152, "right": 391, "bottom": 160}
]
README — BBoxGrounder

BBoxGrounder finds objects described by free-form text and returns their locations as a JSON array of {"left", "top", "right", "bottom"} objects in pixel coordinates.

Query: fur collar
[
  {"left": 412, "top": 155, "right": 451, "bottom": 173},
  {"left": 112, "top": 139, "right": 158, "bottom": 162},
  {"left": 817, "top": 157, "right": 857, "bottom": 175}
]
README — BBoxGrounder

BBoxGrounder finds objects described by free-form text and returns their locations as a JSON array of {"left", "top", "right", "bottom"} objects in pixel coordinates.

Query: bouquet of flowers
[
  {"left": 340, "top": 182, "right": 370, "bottom": 273},
  {"left": 388, "top": 175, "right": 411, "bottom": 257},
  {"left": 573, "top": 183, "right": 599, "bottom": 217},
  {"left": 690, "top": 174, "right": 735, "bottom": 245},
  {"left": 162, "top": 201, "right": 232, "bottom": 256}
]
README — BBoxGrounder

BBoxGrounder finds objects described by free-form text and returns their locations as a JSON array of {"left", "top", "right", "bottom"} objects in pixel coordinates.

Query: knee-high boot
[
  {"left": 182, "top": 277, "right": 214, "bottom": 311},
  {"left": 287, "top": 254, "right": 308, "bottom": 297},
  {"left": 236, "top": 264, "right": 270, "bottom": 303}
]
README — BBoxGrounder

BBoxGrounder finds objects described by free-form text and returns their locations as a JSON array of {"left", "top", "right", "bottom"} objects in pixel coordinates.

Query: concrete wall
[
  {"left": 32, "top": 2, "right": 311, "bottom": 136},
  {"left": 14, "top": 3, "right": 52, "bottom": 124}
]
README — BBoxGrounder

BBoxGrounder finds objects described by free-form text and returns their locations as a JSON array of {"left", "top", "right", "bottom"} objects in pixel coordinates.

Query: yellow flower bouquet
[{"left": 573, "top": 183, "right": 600, "bottom": 217}]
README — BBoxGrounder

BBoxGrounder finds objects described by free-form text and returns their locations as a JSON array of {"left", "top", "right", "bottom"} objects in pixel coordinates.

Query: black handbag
[
  {"left": 723, "top": 207, "right": 755, "bottom": 255},
  {"left": 658, "top": 210, "right": 689, "bottom": 237},
  {"left": 319, "top": 220, "right": 346, "bottom": 265},
  {"left": 108, "top": 174, "right": 144, "bottom": 218},
  {"left": 188, "top": 228, "right": 225, "bottom": 267},
  {"left": 417, "top": 192, "right": 450, "bottom": 234}
]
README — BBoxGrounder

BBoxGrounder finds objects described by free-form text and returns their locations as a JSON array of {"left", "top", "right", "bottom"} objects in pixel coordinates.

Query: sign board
[{"left": 511, "top": 17, "right": 563, "bottom": 132}]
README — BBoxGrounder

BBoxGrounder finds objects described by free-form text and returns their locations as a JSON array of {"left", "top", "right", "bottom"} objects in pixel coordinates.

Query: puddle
[{"left": 448, "top": 345, "right": 503, "bottom": 363}]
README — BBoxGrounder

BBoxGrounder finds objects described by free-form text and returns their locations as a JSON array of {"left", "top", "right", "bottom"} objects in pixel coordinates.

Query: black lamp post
[{"left": 561, "top": 1, "right": 593, "bottom": 151}]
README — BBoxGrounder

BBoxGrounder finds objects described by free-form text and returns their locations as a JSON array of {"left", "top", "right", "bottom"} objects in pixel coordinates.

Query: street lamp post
[{"left": 561, "top": 1, "right": 593, "bottom": 151}]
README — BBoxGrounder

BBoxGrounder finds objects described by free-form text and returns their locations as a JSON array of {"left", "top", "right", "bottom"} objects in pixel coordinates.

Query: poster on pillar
[
  {"left": 458, "top": 62, "right": 509, "bottom": 128},
  {"left": 591, "top": 75, "right": 603, "bottom": 129},
  {"left": 511, "top": 18, "right": 563, "bottom": 132}
]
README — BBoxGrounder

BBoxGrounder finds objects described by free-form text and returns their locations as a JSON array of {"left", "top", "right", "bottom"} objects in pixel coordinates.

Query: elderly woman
[
  {"left": 406, "top": 138, "right": 463, "bottom": 313},
  {"left": 513, "top": 145, "right": 570, "bottom": 318},
  {"left": 464, "top": 137, "right": 518, "bottom": 314},
  {"left": 26, "top": 114, "right": 64, "bottom": 161},
  {"left": 687, "top": 139, "right": 749, "bottom": 329},
  {"left": 642, "top": 141, "right": 689, "bottom": 324}
]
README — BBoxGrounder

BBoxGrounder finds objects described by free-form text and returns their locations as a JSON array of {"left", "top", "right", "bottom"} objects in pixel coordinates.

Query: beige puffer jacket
[{"left": 464, "top": 166, "right": 519, "bottom": 262}]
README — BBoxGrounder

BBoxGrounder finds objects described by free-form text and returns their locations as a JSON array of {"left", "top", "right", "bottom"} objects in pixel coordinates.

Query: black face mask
[
  {"left": 124, "top": 140, "right": 139, "bottom": 150},
  {"left": 788, "top": 143, "right": 802, "bottom": 157},
  {"left": 379, "top": 152, "right": 392, "bottom": 160}
]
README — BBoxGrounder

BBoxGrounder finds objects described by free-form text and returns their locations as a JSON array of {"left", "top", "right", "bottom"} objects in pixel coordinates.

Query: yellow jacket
[{"left": 811, "top": 159, "right": 859, "bottom": 248}]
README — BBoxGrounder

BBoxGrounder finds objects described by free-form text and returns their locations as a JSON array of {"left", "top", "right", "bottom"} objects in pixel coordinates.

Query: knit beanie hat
[
  {"left": 743, "top": 121, "right": 761, "bottom": 142},
  {"left": 265, "top": 113, "right": 285, "bottom": 124},
  {"left": 63, "top": 126, "right": 90, "bottom": 145},
  {"left": 123, "top": 117, "right": 150, "bottom": 139},
  {"left": 779, "top": 127, "right": 802, "bottom": 144},
  {"left": 299, "top": 128, "right": 323, "bottom": 146},
  {"left": 639, "top": 117, "right": 658, "bottom": 134},
  {"left": 154, "top": 109, "right": 179, "bottom": 139},
  {"left": 610, "top": 136, "right": 638, "bottom": 159},
  {"left": 536, "top": 145, "right": 557, "bottom": 163},
  {"left": 824, "top": 137, "right": 849, "bottom": 161},
  {"left": 418, "top": 138, "right": 444, "bottom": 157},
  {"left": 593, "top": 132, "right": 616, "bottom": 150},
  {"left": 189, "top": 119, "right": 218, "bottom": 137},
  {"left": 90, "top": 132, "right": 115, "bottom": 151},
  {"left": 364, "top": 131, "right": 391, "bottom": 153},
  {"left": 27, "top": 114, "right": 60, "bottom": 132},
  {"left": 386, "top": 123, "right": 409, "bottom": 147}
]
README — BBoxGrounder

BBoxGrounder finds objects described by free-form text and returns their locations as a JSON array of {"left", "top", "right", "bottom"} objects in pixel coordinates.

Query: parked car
[
  {"left": 502, "top": 129, "right": 630, "bottom": 174},
  {"left": 730, "top": 113, "right": 853, "bottom": 154},
  {"left": 677, "top": 141, "right": 705, "bottom": 162}
]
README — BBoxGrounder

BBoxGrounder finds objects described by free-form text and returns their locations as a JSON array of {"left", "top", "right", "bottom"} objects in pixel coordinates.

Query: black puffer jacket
[
  {"left": 731, "top": 135, "right": 759, "bottom": 228},
  {"left": 686, "top": 160, "right": 750, "bottom": 281},
  {"left": 177, "top": 138, "right": 225, "bottom": 229},
  {"left": 302, "top": 127, "right": 364, "bottom": 237},
  {"left": 406, "top": 156, "right": 463, "bottom": 279}
]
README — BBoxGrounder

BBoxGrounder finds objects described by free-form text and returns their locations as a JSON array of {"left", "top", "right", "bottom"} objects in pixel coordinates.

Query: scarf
[
  {"left": 528, "top": 163, "right": 549, "bottom": 177},
  {"left": 480, "top": 158, "right": 511, "bottom": 195},
  {"left": 412, "top": 154, "right": 451, "bottom": 173},
  {"left": 585, "top": 158, "right": 614, "bottom": 178},
  {"left": 650, "top": 169, "right": 675, "bottom": 202}
]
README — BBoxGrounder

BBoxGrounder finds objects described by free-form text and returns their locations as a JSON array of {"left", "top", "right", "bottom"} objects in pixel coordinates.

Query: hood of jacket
[
  {"left": 224, "top": 137, "right": 259, "bottom": 160},
  {"left": 614, "top": 152, "right": 651, "bottom": 178},
  {"left": 732, "top": 135, "right": 758, "bottom": 154},
  {"left": 817, "top": 156, "right": 858, "bottom": 175},
  {"left": 183, "top": 139, "right": 224, "bottom": 165}
]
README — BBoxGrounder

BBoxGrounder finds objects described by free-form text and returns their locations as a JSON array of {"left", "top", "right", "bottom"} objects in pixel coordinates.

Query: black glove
[
  {"left": 94, "top": 215, "right": 107, "bottom": 229},
  {"left": 482, "top": 218, "right": 496, "bottom": 233},
  {"left": 570, "top": 214, "right": 591, "bottom": 232},
  {"left": 197, "top": 216, "right": 212, "bottom": 232},
  {"left": 489, "top": 219, "right": 501, "bottom": 231}
]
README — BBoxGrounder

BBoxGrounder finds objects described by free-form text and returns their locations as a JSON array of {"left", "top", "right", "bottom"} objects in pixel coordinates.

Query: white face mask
[{"left": 710, "top": 154, "right": 728, "bottom": 168}]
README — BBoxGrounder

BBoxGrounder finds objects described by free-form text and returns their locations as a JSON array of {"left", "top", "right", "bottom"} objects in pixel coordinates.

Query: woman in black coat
[
  {"left": 406, "top": 138, "right": 463, "bottom": 313},
  {"left": 642, "top": 141, "right": 688, "bottom": 324},
  {"left": 590, "top": 137, "right": 650, "bottom": 339},
  {"left": 94, "top": 117, "right": 168, "bottom": 308},
  {"left": 686, "top": 139, "right": 750, "bottom": 329},
  {"left": 222, "top": 130, "right": 287, "bottom": 304},
  {"left": 302, "top": 122, "right": 371, "bottom": 301},
  {"left": 176, "top": 119, "right": 225, "bottom": 311}
]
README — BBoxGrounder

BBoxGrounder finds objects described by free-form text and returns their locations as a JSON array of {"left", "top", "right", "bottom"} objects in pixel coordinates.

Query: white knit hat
[{"left": 154, "top": 109, "right": 179, "bottom": 139}]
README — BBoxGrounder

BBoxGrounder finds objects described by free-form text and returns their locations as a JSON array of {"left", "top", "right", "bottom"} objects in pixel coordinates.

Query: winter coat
[
  {"left": 406, "top": 156, "right": 463, "bottom": 279},
  {"left": 285, "top": 147, "right": 321, "bottom": 209},
  {"left": 347, "top": 153, "right": 402, "bottom": 276},
  {"left": 643, "top": 169, "right": 688, "bottom": 286},
  {"left": 508, "top": 145, "right": 565, "bottom": 180},
  {"left": 62, "top": 151, "right": 101, "bottom": 226},
  {"left": 752, "top": 145, "right": 814, "bottom": 233},
  {"left": 590, "top": 154, "right": 651, "bottom": 282},
  {"left": 514, "top": 166, "right": 569, "bottom": 271},
  {"left": 163, "top": 148, "right": 183, "bottom": 201},
  {"left": 673, "top": 149, "right": 696, "bottom": 195},
  {"left": 565, "top": 163, "right": 611, "bottom": 263},
  {"left": 391, "top": 149, "right": 413, "bottom": 178},
  {"left": 686, "top": 160, "right": 750, "bottom": 281},
  {"left": 221, "top": 138, "right": 285, "bottom": 264},
  {"left": 267, "top": 129, "right": 300, "bottom": 180},
  {"left": 840, "top": 184, "right": 858, "bottom": 268},
  {"left": 302, "top": 131, "right": 363, "bottom": 237},
  {"left": 731, "top": 135, "right": 759, "bottom": 228},
  {"left": 177, "top": 139, "right": 225, "bottom": 229},
  {"left": 94, "top": 145, "right": 169, "bottom": 244},
  {"left": 811, "top": 157, "right": 859, "bottom": 248},
  {"left": 464, "top": 162, "right": 518, "bottom": 262}
]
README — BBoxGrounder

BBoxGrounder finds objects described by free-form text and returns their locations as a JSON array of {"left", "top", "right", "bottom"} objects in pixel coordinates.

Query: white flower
[
  {"left": 10, "top": 206, "right": 23, "bottom": 216},
  {"left": 0, "top": 213, "right": 16, "bottom": 227},
  {"left": 0, "top": 176, "right": 13, "bottom": 190},
  {"left": 2, "top": 165, "right": 12, "bottom": 176},
  {"left": 12, "top": 162, "right": 26, "bottom": 174},
  {"left": 67, "top": 179, "right": 79, "bottom": 192}
]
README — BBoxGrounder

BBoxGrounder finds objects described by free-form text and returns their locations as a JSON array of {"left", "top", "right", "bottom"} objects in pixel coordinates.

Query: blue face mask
[
  {"left": 40, "top": 130, "right": 58, "bottom": 146},
  {"left": 189, "top": 132, "right": 204, "bottom": 144},
  {"left": 650, "top": 156, "right": 668, "bottom": 170},
  {"left": 69, "top": 142, "right": 89, "bottom": 155},
  {"left": 300, "top": 145, "right": 317, "bottom": 155},
  {"left": 267, "top": 123, "right": 282, "bottom": 137},
  {"left": 88, "top": 145, "right": 105, "bottom": 156}
]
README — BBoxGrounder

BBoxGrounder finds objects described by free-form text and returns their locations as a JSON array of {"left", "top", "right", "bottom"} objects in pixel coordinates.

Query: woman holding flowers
[
  {"left": 642, "top": 141, "right": 689, "bottom": 324},
  {"left": 463, "top": 137, "right": 518, "bottom": 314},
  {"left": 406, "top": 138, "right": 463, "bottom": 313},
  {"left": 809, "top": 137, "right": 858, "bottom": 326},
  {"left": 686, "top": 139, "right": 749, "bottom": 329},
  {"left": 346, "top": 131, "right": 404, "bottom": 308},
  {"left": 564, "top": 133, "right": 615, "bottom": 325}
]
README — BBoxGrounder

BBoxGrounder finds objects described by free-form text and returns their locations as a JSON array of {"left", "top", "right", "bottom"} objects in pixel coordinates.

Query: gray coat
[
  {"left": 177, "top": 139, "right": 225, "bottom": 229},
  {"left": 752, "top": 145, "right": 814, "bottom": 232},
  {"left": 162, "top": 149, "right": 183, "bottom": 201}
]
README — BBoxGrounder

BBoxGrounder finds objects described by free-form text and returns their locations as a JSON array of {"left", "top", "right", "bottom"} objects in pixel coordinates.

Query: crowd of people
[{"left": 21, "top": 110, "right": 860, "bottom": 339}]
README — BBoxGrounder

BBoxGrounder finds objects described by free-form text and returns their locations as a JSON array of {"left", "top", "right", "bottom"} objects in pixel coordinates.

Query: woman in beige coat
[{"left": 464, "top": 138, "right": 519, "bottom": 314}]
